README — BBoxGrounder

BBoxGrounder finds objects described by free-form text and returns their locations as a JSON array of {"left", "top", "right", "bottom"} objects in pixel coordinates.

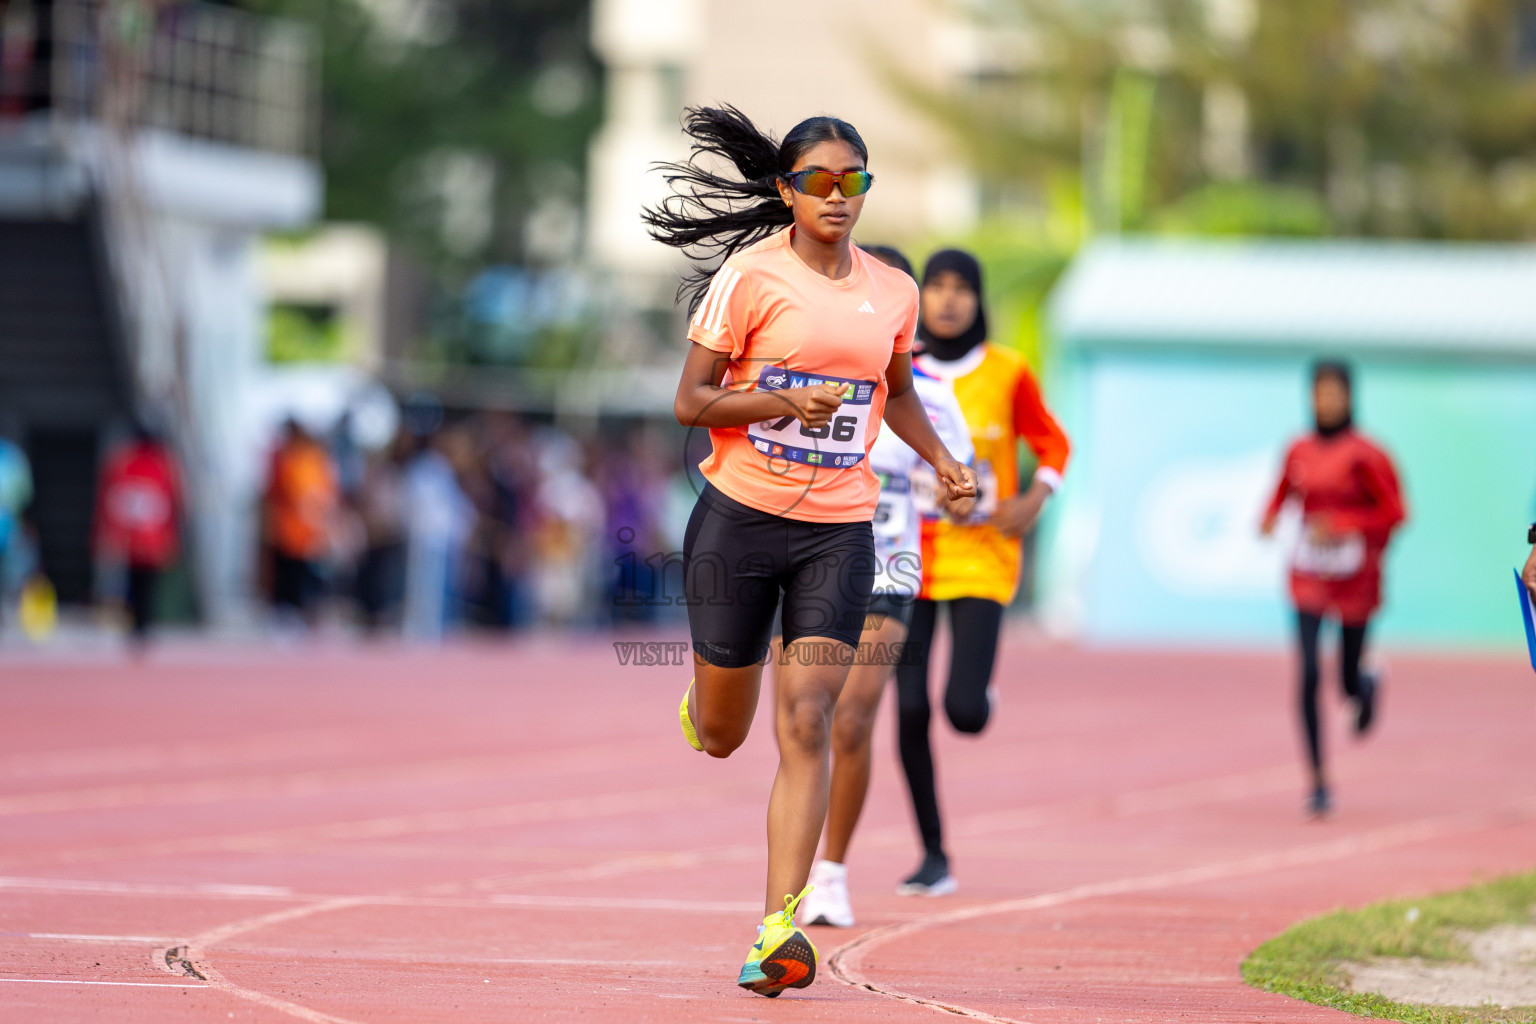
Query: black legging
[
  {"left": 895, "top": 597, "right": 1004, "bottom": 856},
  {"left": 126, "top": 564, "right": 160, "bottom": 642},
  {"left": 1297, "top": 610, "right": 1369, "bottom": 779}
]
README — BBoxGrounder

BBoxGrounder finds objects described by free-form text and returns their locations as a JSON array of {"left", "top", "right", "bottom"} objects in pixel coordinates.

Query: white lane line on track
[
  {"left": 0, "top": 876, "right": 291, "bottom": 898},
  {"left": 0, "top": 977, "right": 208, "bottom": 987},
  {"left": 828, "top": 797, "right": 1536, "bottom": 1023},
  {"left": 181, "top": 963, "right": 362, "bottom": 1024},
  {"left": 0, "top": 737, "right": 663, "bottom": 818},
  {"left": 0, "top": 717, "right": 663, "bottom": 785},
  {"left": 459, "top": 765, "right": 1303, "bottom": 895},
  {"left": 6, "top": 761, "right": 1361, "bottom": 1023},
  {"left": 152, "top": 767, "right": 1307, "bottom": 1024},
  {"left": 16, "top": 779, "right": 754, "bottom": 870},
  {"left": 162, "top": 899, "right": 376, "bottom": 1024},
  {"left": 191, "top": 897, "right": 373, "bottom": 950},
  {"left": 0, "top": 885, "right": 832, "bottom": 918},
  {"left": 13, "top": 761, "right": 1297, "bottom": 878},
  {"left": 0, "top": 727, "right": 382, "bottom": 783},
  {"left": 7, "top": 932, "right": 184, "bottom": 943},
  {"left": 486, "top": 894, "right": 761, "bottom": 912},
  {"left": 201, "top": 949, "right": 700, "bottom": 968}
]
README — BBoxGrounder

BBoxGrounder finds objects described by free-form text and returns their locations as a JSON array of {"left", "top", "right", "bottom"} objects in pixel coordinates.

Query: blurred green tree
[
  {"left": 253, "top": 0, "right": 602, "bottom": 269},
  {"left": 893, "top": 0, "right": 1536, "bottom": 240}
]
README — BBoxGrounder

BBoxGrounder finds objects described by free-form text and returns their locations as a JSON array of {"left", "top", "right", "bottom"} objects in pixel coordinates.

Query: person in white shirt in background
[{"left": 798, "top": 246, "right": 975, "bottom": 928}]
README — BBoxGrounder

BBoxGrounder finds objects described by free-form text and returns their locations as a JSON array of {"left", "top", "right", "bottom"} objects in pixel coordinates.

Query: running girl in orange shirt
[{"left": 645, "top": 107, "right": 976, "bottom": 997}]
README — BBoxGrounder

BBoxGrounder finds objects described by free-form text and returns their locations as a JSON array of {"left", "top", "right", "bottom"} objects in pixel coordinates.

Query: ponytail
[{"left": 644, "top": 105, "right": 869, "bottom": 315}]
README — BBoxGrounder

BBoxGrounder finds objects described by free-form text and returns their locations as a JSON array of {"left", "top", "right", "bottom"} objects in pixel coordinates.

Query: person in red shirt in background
[
  {"left": 1262, "top": 361, "right": 1406, "bottom": 818},
  {"left": 96, "top": 423, "right": 181, "bottom": 647}
]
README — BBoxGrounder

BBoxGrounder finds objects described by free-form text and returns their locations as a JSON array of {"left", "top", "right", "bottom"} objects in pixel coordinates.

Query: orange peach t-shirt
[{"left": 686, "top": 228, "right": 918, "bottom": 523}]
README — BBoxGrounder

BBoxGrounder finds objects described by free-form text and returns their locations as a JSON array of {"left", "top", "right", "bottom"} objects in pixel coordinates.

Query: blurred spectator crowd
[
  {"left": 0, "top": 411, "right": 692, "bottom": 644},
  {"left": 261, "top": 410, "right": 685, "bottom": 641}
]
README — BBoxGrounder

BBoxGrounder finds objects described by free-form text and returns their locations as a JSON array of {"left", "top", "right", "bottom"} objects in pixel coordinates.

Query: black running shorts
[
  {"left": 683, "top": 483, "right": 877, "bottom": 669},
  {"left": 865, "top": 591, "right": 916, "bottom": 629}
]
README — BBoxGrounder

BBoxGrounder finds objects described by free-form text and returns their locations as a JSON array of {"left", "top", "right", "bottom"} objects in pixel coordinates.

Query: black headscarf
[
  {"left": 916, "top": 249, "right": 988, "bottom": 362},
  {"left": 1311, "top": 359, "right": 1354, "bottom": 438}
]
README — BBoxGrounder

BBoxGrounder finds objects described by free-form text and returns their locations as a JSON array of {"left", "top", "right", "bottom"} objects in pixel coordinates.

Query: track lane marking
[
  {"left": 0, "top": 977, "right": 209, "bottom": 987},
  {"left": 828, "top": 797, "right": 1536, "bottom": 1022},
  {"left": 0, "top": 738, "right": 663, "bottom": 817},
  {"left": 0, "top": 876, "right": 290, "bottom": 898},
  {"left": 166, "top": 899, "right": 373, "bottom": 1024},
  {"left": 3, "top": 779, "right": 756, "bottom": 869},
  {"left": 4, "top": 932, "right": 184, "bottom": 943},
  {"left": 6, "top": 761, "right": 1297, "bottom": 872},
  {"left": 153, "top": 763, "right": 1317, "bottom": 1023}
]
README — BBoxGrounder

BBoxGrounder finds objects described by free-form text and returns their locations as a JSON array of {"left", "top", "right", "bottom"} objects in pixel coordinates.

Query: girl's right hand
[{"left": 789, "top": 382, "right": 845, "bottom": 430}]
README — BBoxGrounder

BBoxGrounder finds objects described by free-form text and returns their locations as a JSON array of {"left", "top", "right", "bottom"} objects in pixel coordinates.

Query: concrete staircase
[{"left": 0, "top": 216, "right": 129, "bottom": 604}]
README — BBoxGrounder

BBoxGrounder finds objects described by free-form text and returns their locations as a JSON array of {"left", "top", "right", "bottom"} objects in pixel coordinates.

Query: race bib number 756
[{"left": 747, "top": 367, "right": 877, "bottom": 470}]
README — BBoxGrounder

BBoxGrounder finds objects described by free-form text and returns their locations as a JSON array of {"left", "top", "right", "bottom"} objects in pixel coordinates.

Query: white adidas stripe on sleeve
[
  {"left": 709, "top": 269, "right": 742, "bottom": 333},
  {"left": 692, "top": 272, "right": 724, "bottom": 327}
]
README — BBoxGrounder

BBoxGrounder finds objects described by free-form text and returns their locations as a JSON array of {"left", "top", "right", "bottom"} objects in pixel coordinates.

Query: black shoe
[
  {"left": 896, "top": 851, "right": 957, "bottom": 896},
  {"left": 1356, "top": 672, "right": 1378, "bottom": 734},
  {"left": 1308, "top": 784, "right": 1332, "bottom": 818}
]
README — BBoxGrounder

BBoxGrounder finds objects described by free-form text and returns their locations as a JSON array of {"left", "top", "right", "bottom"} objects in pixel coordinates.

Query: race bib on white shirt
[
  {"left": 1292, "top": 532, "right": 1366, "bottom": 578},
  {"left": 872, "top": 469, "right": 921, "bottom": 596},
  {"left": 868, "top": 416, "right": 922, "bottom": 595},
  {"left": 905, "top": 373, "right": 976, "bottom": 520},
  {"left": 747, "top": 367, "right": 877, "bottom": 469},
  {"left": 872, "top": 471, "right": 912, "bottom": 540}
]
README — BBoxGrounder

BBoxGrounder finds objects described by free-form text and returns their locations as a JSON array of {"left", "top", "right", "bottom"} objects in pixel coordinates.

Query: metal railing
[
  {"left": 0, "top": 0, "right": 320, "bottom": 619},
  {"left": 1, "top": 0, "right": 317, "bottom": 157}
]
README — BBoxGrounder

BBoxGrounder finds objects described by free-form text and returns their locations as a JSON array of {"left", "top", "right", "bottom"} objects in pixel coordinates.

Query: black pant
[
  {"left": 1297, "top": 610, "right": 1369, "bottom": 778},
  {"left": 126, "top": 564, "right": 159, "bottom": 641},
  {"left": 894, "top": 597, "right": 1004, "bottom": 857},
  {"left": 355, "top": 541, "right": 405, "bottom": 630},
  {"left": 682, "top": 484, "right": 876, "bottom": 668},
  {"left": 272, "top": 554, "right": 322, "bottom": 613}
]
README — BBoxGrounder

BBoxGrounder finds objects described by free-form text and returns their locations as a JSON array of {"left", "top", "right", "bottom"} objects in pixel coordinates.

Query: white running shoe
[{"left": 799, "top": 860, "right": 855, "bottom": 927}]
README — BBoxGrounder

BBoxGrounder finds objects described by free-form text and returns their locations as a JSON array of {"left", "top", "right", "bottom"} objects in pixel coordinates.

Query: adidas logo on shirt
[{"left": 857, "top": 301, "right": 876, "bottom": 314}]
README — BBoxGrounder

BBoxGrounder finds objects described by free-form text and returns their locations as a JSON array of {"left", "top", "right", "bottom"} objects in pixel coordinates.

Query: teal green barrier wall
[{"left": 1038, "top": 349, "right": 1536, "bottom": 649}]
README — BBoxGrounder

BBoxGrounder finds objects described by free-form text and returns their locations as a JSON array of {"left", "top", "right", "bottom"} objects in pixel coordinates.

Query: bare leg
[
  {"left": 763, "top": 637, "right": 852, "bottom": 915},
  {"left": 688, "top": 652, "right": 766, "bottom": 759},
  {"left": 823, "top": 614, "right": 907, "bottom": 863}
]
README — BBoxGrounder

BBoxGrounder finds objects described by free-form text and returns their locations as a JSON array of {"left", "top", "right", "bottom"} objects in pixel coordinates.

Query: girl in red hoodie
[{"left": 1262, "top": 361, "right": 1405, "bottom": 817}]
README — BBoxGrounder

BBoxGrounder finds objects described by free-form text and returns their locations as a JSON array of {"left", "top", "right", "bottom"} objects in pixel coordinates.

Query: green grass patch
[{"left": 1242, "top": 868, "right": 1536, "bottom": 1023}]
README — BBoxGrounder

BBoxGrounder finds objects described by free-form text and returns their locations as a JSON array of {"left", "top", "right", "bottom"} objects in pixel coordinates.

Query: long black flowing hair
[{"left": 643, "top": 105, "right": 869, "bottom": 316}]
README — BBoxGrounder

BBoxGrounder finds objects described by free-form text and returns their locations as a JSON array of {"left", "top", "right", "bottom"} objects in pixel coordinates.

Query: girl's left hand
[
  {"left": 943, "top": 493, "right": 977, "bottom": 522},
  {"left": 934, "top": 457, "right": 976, "bottom": 501}
]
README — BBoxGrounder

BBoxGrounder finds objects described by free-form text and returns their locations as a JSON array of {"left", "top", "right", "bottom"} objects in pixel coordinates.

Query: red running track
[{"left": 1, "top": 634, "right": 1533, "bottom": 1023}]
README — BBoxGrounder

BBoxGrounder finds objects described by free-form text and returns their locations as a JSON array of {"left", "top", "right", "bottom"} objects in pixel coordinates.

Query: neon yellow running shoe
[
  {"left": 737, "top": 886, "right": 818, "bottom": 997},
  {"left": 679, "top": 680, "right": 703, "bottom": 752}
]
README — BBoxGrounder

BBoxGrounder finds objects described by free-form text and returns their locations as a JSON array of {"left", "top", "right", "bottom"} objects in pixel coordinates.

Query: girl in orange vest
[{"left": 895, "top": 249, "right": 1071, "bottom": 895}]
